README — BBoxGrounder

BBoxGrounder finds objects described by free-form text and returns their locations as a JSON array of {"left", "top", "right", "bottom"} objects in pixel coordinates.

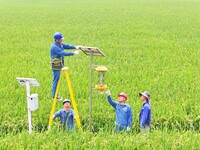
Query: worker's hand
[
  {"left": 76, "top": 46, "right": 82, "bottom": 49},
  {"left": 73, "top": 50, "right": 81, "bottom": 55},
  {"left": 106, "top": 90, "right": 111, "bottom": 96},
  {"left": 126, "top": 127, "right": 130, "bottom": 132}
]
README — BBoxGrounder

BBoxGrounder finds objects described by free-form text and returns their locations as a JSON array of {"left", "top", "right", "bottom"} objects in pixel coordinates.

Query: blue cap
[{"left": 54, "top": 32, "right": 64, "bottom": 40}]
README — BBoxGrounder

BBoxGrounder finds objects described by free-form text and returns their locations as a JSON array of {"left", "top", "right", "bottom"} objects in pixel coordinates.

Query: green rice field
[{"left": 0, "top": 0, "right": 199, "bottom": 149}]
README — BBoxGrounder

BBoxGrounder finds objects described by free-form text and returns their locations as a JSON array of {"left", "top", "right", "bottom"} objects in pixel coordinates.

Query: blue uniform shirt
[
  {"left": 53, "top": 108, "right": 75, "bottom": 130},
  {"left": 50, "top": 42, "right": 76, "bottom": 65},
  {"left": 139, "top": 102, "right": 152, "bottom": 128},
  {"left": 107, "top": 96, "right": 133, "bottom": 128}
]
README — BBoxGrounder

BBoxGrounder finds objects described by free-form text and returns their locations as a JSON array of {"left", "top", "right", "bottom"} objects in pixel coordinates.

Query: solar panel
[
  {"left": 79, "top": 46, "right": 105, "bottom": 57},
  {"left": 16, "top": 77, "right": 40, "bottom": 86}
]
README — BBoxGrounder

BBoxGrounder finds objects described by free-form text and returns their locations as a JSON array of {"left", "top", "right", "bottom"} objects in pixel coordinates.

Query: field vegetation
[{"left": 0, "top": 0, "right": 199, "bottom": 149}]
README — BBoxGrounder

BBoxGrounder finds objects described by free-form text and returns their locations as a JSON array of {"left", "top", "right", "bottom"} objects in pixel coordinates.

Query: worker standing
[
  {"left": 106, "top": 90, "right": 133, "bottom": 133},
  {"left": 50, "top": 32, "right": 81, "bottom": 100},
  {"left": 139, "top": 91, "right": 152, "bottom": 134},
  {"left": 53, "top": 99, "right": 75, "bottom": 132}
]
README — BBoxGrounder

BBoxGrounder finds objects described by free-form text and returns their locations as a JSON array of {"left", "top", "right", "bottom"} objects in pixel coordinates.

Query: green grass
[
  {"left": 0, "top": 0, "right": 200, "bottom": 149},
  {"left": 1, "top": 129, "right": 200, "bottom": 149}
]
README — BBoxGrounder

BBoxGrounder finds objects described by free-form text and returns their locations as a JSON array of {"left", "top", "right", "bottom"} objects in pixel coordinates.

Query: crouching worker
[
  {"left": 139, "top": 91, "right": 152, "bottom": 134},
  {"left": 106, "top": 90, "right": 133, "bottom": 133},
  {"left": 53, "top": 99, "right": 75, "bottom": 132}
]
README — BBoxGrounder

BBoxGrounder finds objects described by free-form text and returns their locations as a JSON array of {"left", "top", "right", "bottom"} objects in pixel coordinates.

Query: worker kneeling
[
  {"left": 53, "top": 99, "right": 75, "bottom": 132},
  {"left": 106, "top": 90, "right": 133, "bottom": 133}
]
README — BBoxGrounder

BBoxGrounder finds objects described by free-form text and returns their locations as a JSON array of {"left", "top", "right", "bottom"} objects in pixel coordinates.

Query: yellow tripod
[{"left": 48, "top": 67, "right": 82, "bottom": 132}]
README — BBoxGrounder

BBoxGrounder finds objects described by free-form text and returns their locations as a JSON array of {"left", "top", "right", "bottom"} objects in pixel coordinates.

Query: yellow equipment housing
[
  {"left": 95, "top": 84, "right": 108, "bottom": 90},
  {"left": 95, "top": 66, "right": 108, "bottom": 91},
  {"left": 96, "top": 66, "right": 108, "bottom": 72}
]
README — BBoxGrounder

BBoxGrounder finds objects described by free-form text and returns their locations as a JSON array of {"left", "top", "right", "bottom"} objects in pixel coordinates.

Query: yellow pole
[
  {"left": 48, "top": 71, "right": 62, "bottom": 130},
  {"left": 63, "top": 67, "right": 82, "bottom": 132}
]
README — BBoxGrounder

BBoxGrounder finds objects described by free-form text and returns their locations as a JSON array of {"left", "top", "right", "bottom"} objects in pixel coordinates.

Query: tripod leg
[
  {"left": 48, "top": 70, "right": 62, "bottom": 130},
  {"left": 64, "top": 68, "right": 82, "bottom": 132}
]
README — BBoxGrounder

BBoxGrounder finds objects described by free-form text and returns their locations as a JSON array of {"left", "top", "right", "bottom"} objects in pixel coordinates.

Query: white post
[{"left": 26, "top": 81, "right": 32, "bottom": 134}]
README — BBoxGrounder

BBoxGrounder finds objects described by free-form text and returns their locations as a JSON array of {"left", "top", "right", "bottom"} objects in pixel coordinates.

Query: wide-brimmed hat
[
  {"left": 63, "top": 99, "right": 71, "bottom": 105},
  {"left": 139, "top": 91, "right": 150, "bottom": 101}
]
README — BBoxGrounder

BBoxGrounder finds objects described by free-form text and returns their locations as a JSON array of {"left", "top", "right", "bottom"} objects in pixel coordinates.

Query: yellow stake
[
  {"left": 63, "top": 67, "right": 82, "bottom": 132},
  {"left": 48, "top": 71, "right": 62, "bottom": 130}
]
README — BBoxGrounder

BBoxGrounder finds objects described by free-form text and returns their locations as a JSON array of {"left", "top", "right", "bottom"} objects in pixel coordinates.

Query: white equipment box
[{"left": 28, "top": 94, "right": 38, "bottom": 111}]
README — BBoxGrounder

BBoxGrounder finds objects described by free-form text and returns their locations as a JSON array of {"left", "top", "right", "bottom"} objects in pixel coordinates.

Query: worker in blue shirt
[
  {"left": 50, "top": 32, "right": 81, "bottom": 99},
  {"left": 106, "top": 90, "right": 133, "bottom": 133},
  {"left": 139, "top": 91, "right": 152, "bottom": 134},
  {"left": 53, "top": 99, "right": 75, "bottom": 131}
]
